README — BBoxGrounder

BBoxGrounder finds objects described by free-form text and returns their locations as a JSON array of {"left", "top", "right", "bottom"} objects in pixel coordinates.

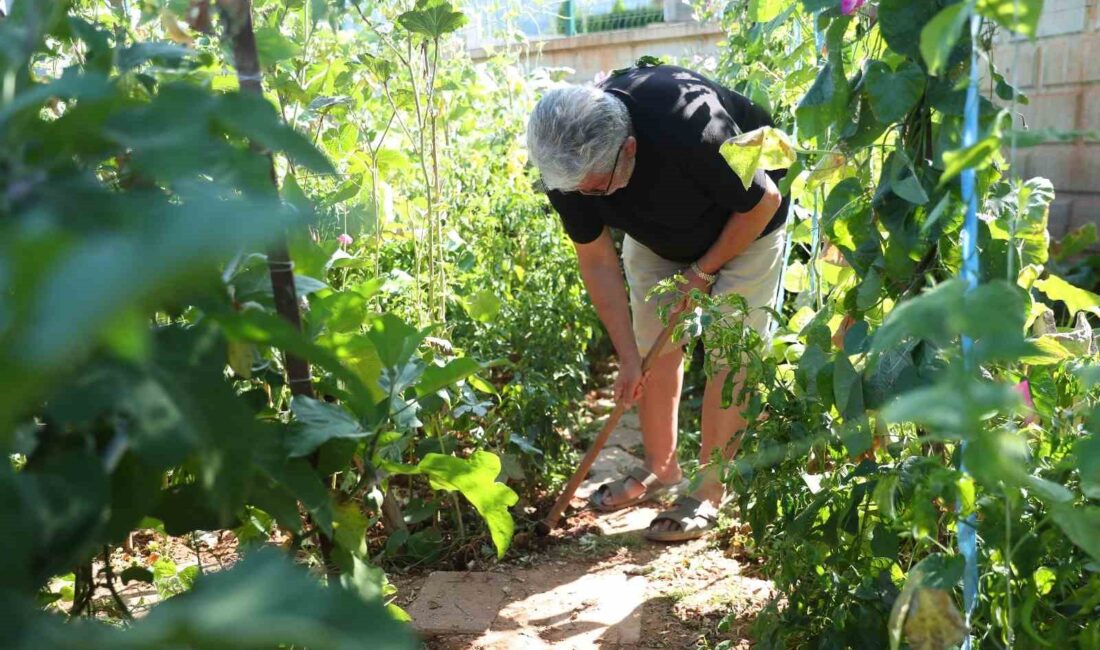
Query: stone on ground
[
  {"left": 407, "top": 571, "right": 511, "bottom": 635},
  {"left": 574, "top": 446, "right": 641, "bottom": 502},
  {"left": 605, "top": 423, "right": 643, "bottom": 451},
  {"left": 407, "top": 566, "right": 646, "bottom": 647}
]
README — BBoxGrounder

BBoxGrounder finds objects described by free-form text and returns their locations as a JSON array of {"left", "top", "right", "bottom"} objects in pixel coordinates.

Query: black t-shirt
[{"left": 545, "top": 64, "right": 790, "bottom": 264}]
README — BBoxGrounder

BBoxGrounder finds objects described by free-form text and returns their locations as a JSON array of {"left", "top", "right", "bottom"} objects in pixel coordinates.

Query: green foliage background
[{"left": 1, "top": 0, "right": 1098, "bottom": 647}]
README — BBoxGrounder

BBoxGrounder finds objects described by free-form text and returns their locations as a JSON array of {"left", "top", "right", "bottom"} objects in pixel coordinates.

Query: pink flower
[
  {"left": 1015, "top": 380, "right": 1038, "bottom": 425},
  {"left": 337, "top": 233, "right": 353, "bottom": 247},
  {"left": 841, "top": 0, "right": 865, "bottom": 15}
]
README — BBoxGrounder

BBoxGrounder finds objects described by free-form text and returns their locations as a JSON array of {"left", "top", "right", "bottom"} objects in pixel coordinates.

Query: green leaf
[
  {"left": 1025, "top": 475, "right": 1073, "bottom": 504},
  {"left": 254, "top": 26, "right": 301, "bottom": 66},
  {"left": 288, "top": 396, "right": 370, "bottom": 458},
  {"left": 888, "top": 554, "right": 959, "bottom": 650},
  {"left": 796, "top": 56, "right": 850, "bottom": 140},
  {"left": 748, "top": 0, "right": 794, "bottom": 22},
  {"left": 121, "top": 550, "right": 416, "bottom": 648},
  {"left": 719, "top": 126, "right": 797, "bottom": 189},
  {"left": 1051, "top": 505, "right": 1100, "bottom": 563},
  {"left": 940, "top": 134, "right": 1001, "bottom": 186},
  {"left": 887, "top": 152, "right": 930, "bottom": 205},
  {"left": 416, "top": 357, "right": 482, "bottom": 398},
  {"left": 119, "top": 566, "right": 155, "bottom": 585},
  {"left": 879, "top": 0, "right": 942, "bottom": 60},
  {"left": 271, "top": 459, "right": 335, "bottom": 537},
  {"left": 1078, "top": 435, "right": 1100, "bottom": 500},
  {"left": 920, "top": 2, "right": 972, "bottom": 76},
  {"left": 963, "top": 429, "right": 1030, "bottom": 487},
  {"left": 17, "top": 188, "right": 292, "bottom": 371},
  {"left": 367, "top": 313, "right": 425, "bottom": 369},
  {"left": 332, "top": 500, "right": 369, "bottom": 557},
  {"left": 465, "top": 289, "right": 502, "bottom": 323},
  {"left": 155, "top": 485, "right": 236, "bottom": 536},
  {"left": 833, "top": 353, "right": 864, "bottom": 420},
  {"left": 883, "top": 379, "right": 1021, "bottom": 439},
  {"left": 1055, "top": 223, "right": 1097, "bottom": 262},
  {"left": 977, "top": 0, "right": 1044, "bottom": 37},
  {"left": 417, "top": 451, "right": 519, "bottom": 558},
  {"left": 218, "top": 93, "right": 335, "bottom": 173},
  {"left": 1033, "top": 275, "right": 1100, "bottom": 319},
  {"left": 864, "top": 60, "right": 926, "bottom": 123},
  {"left": 874, "top": 474, "right": 899, "bottom": 520},
  {"left": 397, "top": 3, "right": 468, "bottom": 38}
]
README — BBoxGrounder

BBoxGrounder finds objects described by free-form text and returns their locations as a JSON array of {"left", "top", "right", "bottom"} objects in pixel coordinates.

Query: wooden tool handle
[{"left": 540, "top": 319, "right": 678, "bottom": 532}]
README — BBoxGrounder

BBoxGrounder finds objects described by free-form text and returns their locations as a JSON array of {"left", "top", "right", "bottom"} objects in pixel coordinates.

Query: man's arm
[
  {"left": 573, "top": 227, "right": 646, "bottom": 405},
  {"left": 694, "top": 173, "right": 783, "bottom": 276},
  {"left": 574, "top": 226, "right": 639, "bottom": 367}
]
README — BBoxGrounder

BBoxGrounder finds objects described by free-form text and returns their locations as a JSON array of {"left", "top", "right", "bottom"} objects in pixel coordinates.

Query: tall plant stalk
[{"left": 213, "top": 0, "right": 335, "bottom": 571}]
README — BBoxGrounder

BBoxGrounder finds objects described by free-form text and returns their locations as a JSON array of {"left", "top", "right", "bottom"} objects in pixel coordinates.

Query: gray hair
[{"left": 526, "top": 85, "right": 631, "bottom": 192}]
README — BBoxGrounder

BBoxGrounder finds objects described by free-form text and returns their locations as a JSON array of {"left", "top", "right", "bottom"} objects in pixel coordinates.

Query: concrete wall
[
  {"left": 469, "top": 21, "right": 723, "bottom": 84},
  {"left": 993, "top": 0, "right": 1100, "bottom": 239}
]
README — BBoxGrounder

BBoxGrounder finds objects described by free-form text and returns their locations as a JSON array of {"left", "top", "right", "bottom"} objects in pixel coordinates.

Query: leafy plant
[{"left": 687, "top": 0, "right": 1100, "bottom": 646}]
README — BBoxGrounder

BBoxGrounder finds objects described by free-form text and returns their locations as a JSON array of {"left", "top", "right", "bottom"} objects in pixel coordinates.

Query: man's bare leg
[
  {"left": 595, "top": 348, "right": 684, "bottom": 508},
  {"left": 649, "top": 365, "right": 746, "bottom": 531},
  {"left": 695, "top": 365, "right": 747, "bottom": 504}
]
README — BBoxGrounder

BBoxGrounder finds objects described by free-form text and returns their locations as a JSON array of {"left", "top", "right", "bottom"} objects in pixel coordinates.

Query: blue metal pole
[{"left": 958, "top": 13, "right": 982, "bottom": 650}]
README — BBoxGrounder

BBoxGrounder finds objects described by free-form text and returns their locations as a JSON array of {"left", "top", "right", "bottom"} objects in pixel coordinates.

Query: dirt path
[{"left": 399, "top": 411, "right": 776, "bottom": 649}]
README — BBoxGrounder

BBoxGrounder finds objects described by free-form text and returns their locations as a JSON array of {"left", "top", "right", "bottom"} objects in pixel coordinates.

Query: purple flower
[
  {"left": 337, "top": 233, "right": 353, "bottom": 247},
  {"left": 841, "top": 0, "right": 865, "bottom": 15}
]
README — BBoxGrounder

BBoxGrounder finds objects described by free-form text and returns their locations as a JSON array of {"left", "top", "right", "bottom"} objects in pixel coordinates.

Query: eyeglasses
[{"left": 577, "top": 142, "right": 623, "bottom": 197}]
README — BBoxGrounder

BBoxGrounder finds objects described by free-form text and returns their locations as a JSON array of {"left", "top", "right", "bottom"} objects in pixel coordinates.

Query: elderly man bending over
[{"left": 526, "top": 63, "right": 789, "bottom": 542}]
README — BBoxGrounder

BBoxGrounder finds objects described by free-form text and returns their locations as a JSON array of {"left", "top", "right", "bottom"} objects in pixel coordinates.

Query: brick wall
[{"left": 993, "top": 0, "right": 1100, "bottom": 239}]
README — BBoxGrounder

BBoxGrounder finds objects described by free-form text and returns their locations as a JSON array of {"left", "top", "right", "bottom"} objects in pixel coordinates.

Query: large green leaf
[
  {"left": 416, "top": 357, "right": 482, "bottom": 398},
  {"left": 920, "top": 2, "right": 972, "bottom": 76},
  {"left": 1033, "top": 274, "right": 1100, "bottom": 319},
  {"left": 217, "top": 92, "right": 335, "bottom": 173},
  {"left": 939, "top": 134, "right": 1001, "bottom": 186},
  {"left": 464, "top": 289, "right": 502, "bottom": 324},
  {"left": 0, "top": 450, "right": 109, "bottom": 594},
  {"left": 864, "top": 60, "right": 926, "bottom": 123},
  {"left": 332, "top": 500, "right": 370, "bottom": 558},
  {"left": 872, "top": 279, "right": 1032, "bottom": 364},
  {"left": 977, "top": 0, "right": 1044, "bottom": 37},
  {"left": 417, "top": 451, "right": 519, "bottom": 558},
  {"left": 15, "top": 187, "right": 292, "bottom": 372},
  {"left": 719, "top": 126, "right": 797, "bottom": 189},
  {"left": 366, "top": 314, "right": 424, "bottom": 369},
  {"left": 883, "top": 378, "right": 1020, "bottom": 439},
  {"left": 1051, "top": 505, "right": 1100, "bottom": 564},
  {"left": 116, "top": 550, "right": 415, "bottom": 648},
  {"left": 254, "top": 26, "right": 301, "bottom": 66},
  {"left": 397, "top": 3, "right": 468, "bottom": 38},
  {"left": 879, "top": 0, "right": 942, "bottom": 60},
  {"left": 796, "top": 62, "right": 842, "bottom": 139},
  {"left": 288, "top": 396, "right": 370, "bottom": 458},
  {"left": 832, "top": 352, "right": 865, "bottom": 420}
]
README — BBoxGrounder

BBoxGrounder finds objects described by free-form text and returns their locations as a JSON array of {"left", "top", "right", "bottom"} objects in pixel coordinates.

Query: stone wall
[{"left": 993, "top": 0, "right": 1100, "bottom": 239}]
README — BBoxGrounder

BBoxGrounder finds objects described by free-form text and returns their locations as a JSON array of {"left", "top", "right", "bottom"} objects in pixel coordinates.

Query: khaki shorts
[{"left": 622, "top": 227, "right": 787, "bottom": 357}]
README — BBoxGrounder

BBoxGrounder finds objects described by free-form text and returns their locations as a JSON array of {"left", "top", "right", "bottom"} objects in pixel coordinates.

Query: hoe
[{"left": 538, "top": 319, "right": 678, "bottom": 535}]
